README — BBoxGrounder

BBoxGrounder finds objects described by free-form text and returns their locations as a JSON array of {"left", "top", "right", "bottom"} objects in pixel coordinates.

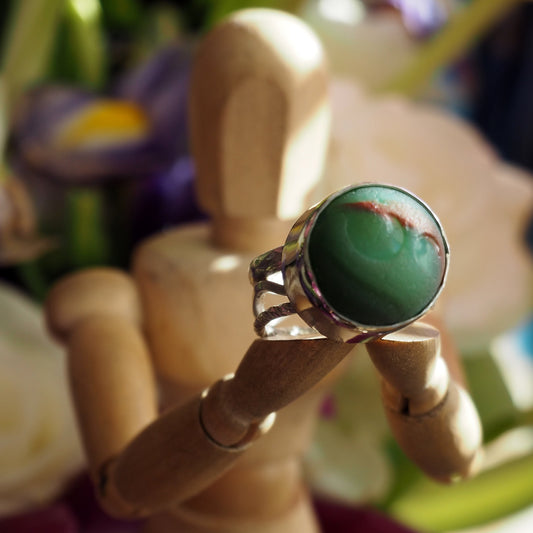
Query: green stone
[{"left": 307, "top": 185, "right": 447, "bottom": 326}]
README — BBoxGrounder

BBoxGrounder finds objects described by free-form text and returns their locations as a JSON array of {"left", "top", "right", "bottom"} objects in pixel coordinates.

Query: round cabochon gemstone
[{"left": 307, "top": 184, "right": 447, "bottom": 326}]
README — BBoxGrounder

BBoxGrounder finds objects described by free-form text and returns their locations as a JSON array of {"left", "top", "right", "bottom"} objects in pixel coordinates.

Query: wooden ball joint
[{"left": 45, "top": 8, "right": 483, "bottom": 533}]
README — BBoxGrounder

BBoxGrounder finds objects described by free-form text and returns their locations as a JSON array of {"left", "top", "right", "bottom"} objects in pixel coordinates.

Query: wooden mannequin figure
[{"left": 45, "top": 8, "right": 483, "bottom": 533}]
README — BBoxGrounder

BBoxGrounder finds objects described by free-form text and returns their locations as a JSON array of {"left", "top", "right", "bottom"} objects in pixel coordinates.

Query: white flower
[
  {"left": 304, "top": 348, "right": 392, "bottom": 503},
  {"left": 300, "top": 0, "right": 418, "bottom": 91},
  {"left": 0, "top": 283, "right": 83, "bottom": 515},
  {"left": 320, "top": 79, "right": 533, "bottom": 351}
]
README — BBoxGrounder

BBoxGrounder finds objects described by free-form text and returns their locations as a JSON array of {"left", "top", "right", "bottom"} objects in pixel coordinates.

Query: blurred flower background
[{"left": 0, "top": 0, "right": 531, "bottom": 532}]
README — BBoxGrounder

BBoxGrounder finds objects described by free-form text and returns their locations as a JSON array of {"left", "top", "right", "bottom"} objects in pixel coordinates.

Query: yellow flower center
[{"left": 54, "top": 100, "right": 150, "bottom": 151}]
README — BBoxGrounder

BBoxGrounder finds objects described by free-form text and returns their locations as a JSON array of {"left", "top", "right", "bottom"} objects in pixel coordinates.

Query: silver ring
[{"left": 250, "top": 183, "right": 450, "bottom": 343}]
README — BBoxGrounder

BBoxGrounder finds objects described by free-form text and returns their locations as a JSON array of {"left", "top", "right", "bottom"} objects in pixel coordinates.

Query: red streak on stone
[{"left": 343, "top": 201, "right": 444, "bottom": 256}]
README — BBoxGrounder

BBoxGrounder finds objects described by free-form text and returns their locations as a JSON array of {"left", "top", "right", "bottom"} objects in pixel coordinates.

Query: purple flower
[
  {"left": 9, "top": 44, "right": 204, "bottom": 257},
  {"left": 11, "top": 45, "right": 191, "bottom": 185},
  {"left": 130, "top": 155, "right": 206, "bottom": 244},
  {"left": 59, "top": 474, "right": 140, "bottom": 533},
  {"left": 0, "top": 474, "right": 141, "bottom": 533},
  {"left": 115, "top": 45, "right": 191, "bottom": 159},
  {"left": 319, "top": 393, "right": 338, "bottom": 419},
  {"left": 388, "top": 0, "right": 448, "bottom": 38}
]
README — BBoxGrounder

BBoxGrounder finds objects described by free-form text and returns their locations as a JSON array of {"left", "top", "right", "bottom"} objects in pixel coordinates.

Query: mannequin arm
[
  {"left": 106, "top": 336, "right": 353, "bottom": 514},
  {"left": 367, "top": 318, "right": 483, "bottom": 483},
  {"left": 46, "top": 268, "right": 159, "bottom": 517},
  {"left": 46, "top": 269, "right": 353, "bottom": 517}
]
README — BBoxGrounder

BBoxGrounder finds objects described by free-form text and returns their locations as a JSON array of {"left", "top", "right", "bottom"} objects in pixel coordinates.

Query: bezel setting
[{"left": 280, "top": 183, "right": 450, "bottom": 343}]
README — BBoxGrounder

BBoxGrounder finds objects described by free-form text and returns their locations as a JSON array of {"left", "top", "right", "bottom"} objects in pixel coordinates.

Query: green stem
[
  {"left": 66, "top": 187, "right": 110, "bottom": 268},
  {"left": 64, "top": 0, "right": 107, "bottom": 89},
  {"left": 380, "top": 0, "right": 522, "bottom": 97},
  {"left": 17, "top": 260, "right": 49, "bottom": 302}
]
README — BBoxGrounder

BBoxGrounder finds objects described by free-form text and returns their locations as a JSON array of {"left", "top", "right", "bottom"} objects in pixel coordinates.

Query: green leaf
[
  {"left": 387, "top": 452, "right": 533, "bottom": 531},
  {"left": 1, "top": 0, "right": 65, "bottom": 108}
]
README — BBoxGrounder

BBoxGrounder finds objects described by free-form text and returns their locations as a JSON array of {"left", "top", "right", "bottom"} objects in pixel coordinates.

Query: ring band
[
  {"left": 250, "top": 247, "right": 305, "bottom": 337},
  {"left": 250, "top": 183, "right": 450, "bottom": 343}
]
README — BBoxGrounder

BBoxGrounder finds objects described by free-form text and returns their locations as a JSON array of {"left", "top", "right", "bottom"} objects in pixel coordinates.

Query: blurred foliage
[{"left": 385, "top": 449, "right": 533, "bottom": 531}]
